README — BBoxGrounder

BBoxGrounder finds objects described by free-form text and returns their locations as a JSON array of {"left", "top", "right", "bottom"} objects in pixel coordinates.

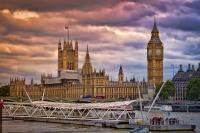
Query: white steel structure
[{"left": 3, "top": 100, "right": 137, "bottom": 121}]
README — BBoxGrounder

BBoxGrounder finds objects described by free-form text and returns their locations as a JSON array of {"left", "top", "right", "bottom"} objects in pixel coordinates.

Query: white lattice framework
[{"left": 3, "top": 100, "right": 137, "bottom": 121}]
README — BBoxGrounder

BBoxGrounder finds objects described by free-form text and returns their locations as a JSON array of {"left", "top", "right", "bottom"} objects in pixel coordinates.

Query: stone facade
[
  {"left": 10, "top": 45, "right": 154, "bottom": 100},
  {"left": 172, "top": 63, "right": 200, "bottom": 100},
  {"left": 10, "top": 77, "right": 152, "bottom": 100},
  {"left": 147, "top": 18, "right": 164, "bottom": 85}
]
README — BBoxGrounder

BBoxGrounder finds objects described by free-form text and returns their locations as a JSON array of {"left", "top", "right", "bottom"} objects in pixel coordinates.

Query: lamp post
[{"left": 171, "top": 64, "right": 174, "bottom": 78}]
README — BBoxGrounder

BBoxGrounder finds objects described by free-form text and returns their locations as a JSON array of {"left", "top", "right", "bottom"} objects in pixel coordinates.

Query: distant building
[{"left": 172, "top": 63, "right": 200, "bottom": 100}]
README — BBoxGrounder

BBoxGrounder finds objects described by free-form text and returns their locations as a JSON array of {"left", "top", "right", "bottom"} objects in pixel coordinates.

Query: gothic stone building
[
  {"left": 10, "top": 43, "right": 153, "bottom": 100},
  {"left": 10, "top": 20, "right": 160, "bottom": 100},
  {"left": 172, "top": 63, "right": 200, "bottom": 100}
]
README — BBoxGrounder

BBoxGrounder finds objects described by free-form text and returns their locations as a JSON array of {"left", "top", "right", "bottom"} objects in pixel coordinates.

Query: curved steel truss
[{"left": 3, "top": 100, "right": 137, "bottom": 121}]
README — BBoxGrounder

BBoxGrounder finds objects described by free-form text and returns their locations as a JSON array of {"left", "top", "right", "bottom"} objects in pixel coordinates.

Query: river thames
[{"left": 3, "top": 112, "right": 200, "bottom": 133}]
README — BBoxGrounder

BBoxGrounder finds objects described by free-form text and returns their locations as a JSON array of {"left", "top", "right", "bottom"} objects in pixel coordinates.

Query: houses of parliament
[{"left": 10, "top": 19, "right": 163, "bottom": 100}]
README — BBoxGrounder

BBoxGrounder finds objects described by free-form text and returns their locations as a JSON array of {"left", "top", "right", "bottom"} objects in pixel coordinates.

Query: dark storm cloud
[
  {"left": 185, "top": 0, "right": 200, "bottom": 15},
  {"left": 77, "top": 2, "right": 155, "bottom": 27},
  {"left": 160, "top": 16, "right": 200, "bottom": 33},
  {"left": 128, "top": 0, "right": 186, "bottom": 13},
  {"left": 0, "top": 0, "right": 119, "bottom": 12},
  {"left": 183, "top": 44, "right": 200, "bottom": 56}
]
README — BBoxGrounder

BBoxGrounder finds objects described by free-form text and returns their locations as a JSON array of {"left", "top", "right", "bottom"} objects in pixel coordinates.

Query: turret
[
  {"left": 187, "top": 64, "right": 191, "bottom": 72},
  {"left": 58, "top": 40, "right": 62, "bottom": 51},
  {"left": 118, "top": 65, "right": 124, "bottom": 82},
  {"left": 58, "top": 40, "right": 63, "bottom": 76},
  {"left": 102, "top": 68, "right": 105, "bottom": 76},
  {"left": 93, "top": 68, "right": 96, "bottom": 75},
  {"left": 75, "top": 40, "right": 78, "bottom": 50},
  {"left": 197, "top": 63, "right": 200, "bottom": 71},
  {"left": 178, "top": 64, "right": 184, "bottom": 72},
  {"left": 192, "top": 65, "right": 195, "bottom": 71},
  {"left": 30, "top": 78, "right": 33, "bottom": 84},
  {"left": 143, "top": 77, "right": 146, "bottom": 82},
  {"left": 63, "top": 40, "right": 67, "bottom": 50},
  {"left": 70, "top": 41, "right": 73, "bottom": 49},
  {"left": 74, "top": 40, "right": 78, "bottom": 70}
]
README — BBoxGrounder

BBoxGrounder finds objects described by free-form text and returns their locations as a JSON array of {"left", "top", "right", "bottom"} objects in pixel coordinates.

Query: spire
[
  {"left": 192, "top": 65, "right": 195, "bottom": 71},
  {"left": 178, "top": 64, "right": 183, "bottom": 72},
  {"left": 187, "top": 64, "right": 191, "bottom": 72},
  {"left": 58, "top": 39, "right": 62, "bottom": 50},
  {"left": 70, "top": 40, "right": 73, "bottom": 49},
  {"left": 75, "top": 40, "right": 78, "bottom": 50},
  {"left": 119, "top": 65, "right": 123, "bottom": 74},
  {"left": 143, "top": 77, "right": 146, "bottom": 82},
  {"left": 148, "top": 16, "right": 162, "bottom": 44},
  {"left": 118, "top": 65, "right": 124, "bottom": 82},
  {"left": 87, "top": 44, "right": 89, "bottom": 53},
  {"left": 82, "top": 45, "right": 93, "bottom": 75},
  {"left": 63, "top": 39, "right": 67, "bottom": 49},
  {"left": 86, "top": 44, "right": 90, "bottom": 61},
  {"left": 198, "top": 63, "right": 200, "bottom": 71},
  {"left": 30, "top": 78, "right": 34, "bottom": 85},
  {"left": 152, "top": 16, "right": 158, "bottom": 33}
]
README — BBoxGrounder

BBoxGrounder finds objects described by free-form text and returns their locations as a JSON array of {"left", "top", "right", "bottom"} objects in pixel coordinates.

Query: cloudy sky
[{"left": 0, "top": 0, "right": 200, "bottom": 84}]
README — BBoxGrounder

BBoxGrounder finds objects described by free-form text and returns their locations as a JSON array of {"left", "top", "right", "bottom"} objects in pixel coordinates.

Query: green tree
[
  {"left": 155, "top": 80, "right": 176, "bottom": 100},
  {"left": 0, "top": 85, "right": 10, "bottom": 97},
  {"left": 186, "top": 78, "right": 200, "bottom": 101}
]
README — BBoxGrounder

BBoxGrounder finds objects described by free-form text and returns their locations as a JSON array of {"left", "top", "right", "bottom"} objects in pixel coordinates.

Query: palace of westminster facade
[{"left": 10, "top": 19, "right": 164, "bottom": 100}]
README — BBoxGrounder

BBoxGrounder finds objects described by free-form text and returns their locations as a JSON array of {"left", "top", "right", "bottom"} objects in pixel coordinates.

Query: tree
[
  {"left": 186, "top": 78, "right": 200, "bottom": 101},
  {"left": 155, "top": 80, "right": 176, "bottom": 100},
  {"left": 0, "top": 85, "right": 10, "bottom": 97}
]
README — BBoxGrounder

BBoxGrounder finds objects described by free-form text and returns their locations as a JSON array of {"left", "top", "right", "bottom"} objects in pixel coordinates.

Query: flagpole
[{"left": 65, "top": 26, "right": 69, "bottom": 41}]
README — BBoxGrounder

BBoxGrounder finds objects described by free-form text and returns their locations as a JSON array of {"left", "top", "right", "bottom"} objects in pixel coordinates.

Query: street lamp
[{"left": 171, "top": 64, "right": 174, "bottom": 78}]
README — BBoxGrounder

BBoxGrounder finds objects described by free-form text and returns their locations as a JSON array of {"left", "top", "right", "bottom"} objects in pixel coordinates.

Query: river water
[{"left": 3, "top": 112, "right": 200, "bottom": 133}]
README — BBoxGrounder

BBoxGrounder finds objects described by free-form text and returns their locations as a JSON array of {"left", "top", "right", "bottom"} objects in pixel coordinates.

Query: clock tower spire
[{"left": 147, "top": 17, "right": 164, "bottom": 85}]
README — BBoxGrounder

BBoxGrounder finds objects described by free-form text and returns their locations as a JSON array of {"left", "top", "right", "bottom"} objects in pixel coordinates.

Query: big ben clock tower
[{"left": 147, "top": 18, "right": 163, "bottom": 85}]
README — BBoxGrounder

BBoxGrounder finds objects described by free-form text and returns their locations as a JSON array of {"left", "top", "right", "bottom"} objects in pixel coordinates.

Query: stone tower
[
  {"left": 10, "top": 77, "right": 26, "bottom": 97},
  {"left": 82, "top": 45, "right": 93, "bottom": 75},
  {"left": 58, "top": 40, "right": 78, "bottom": 76},
  {"left": 118, "top": 65, "right": 124, "bottom": 82},
  {"left": 147, "top": 18, "right": 164, "bottom": 85}
]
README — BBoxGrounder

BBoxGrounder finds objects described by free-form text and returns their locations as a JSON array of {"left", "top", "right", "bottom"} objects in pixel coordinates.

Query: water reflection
[{"left": 3, "top": 112, "right": 200, "bottom": 133}]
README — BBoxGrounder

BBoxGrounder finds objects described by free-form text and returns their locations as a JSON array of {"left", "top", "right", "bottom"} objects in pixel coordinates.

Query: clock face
[
  {"left": 148, "top": 50, "right": 152, "bottom": 56},
  {"left": 156, "top": 49, "right": 161, "bottom": 55}
]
